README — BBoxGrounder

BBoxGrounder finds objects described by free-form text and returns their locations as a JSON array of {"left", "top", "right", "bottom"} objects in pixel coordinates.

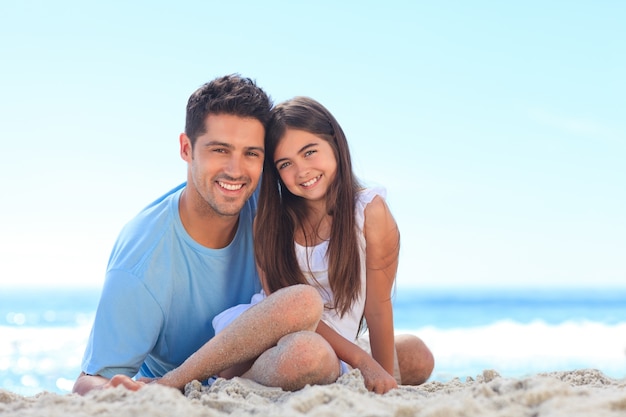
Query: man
[{"left": 73, "top": 75, "right": 339, "bottom": 395}]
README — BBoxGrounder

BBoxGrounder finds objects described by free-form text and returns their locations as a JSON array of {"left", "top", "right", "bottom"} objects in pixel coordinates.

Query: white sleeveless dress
[{"left": 213, "top": 187, "right": 386, "bottom": 344}]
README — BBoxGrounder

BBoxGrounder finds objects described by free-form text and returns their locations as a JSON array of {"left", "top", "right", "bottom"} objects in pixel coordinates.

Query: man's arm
[{"left": 75, "top": 270, "right": 163, "bottom": 395}]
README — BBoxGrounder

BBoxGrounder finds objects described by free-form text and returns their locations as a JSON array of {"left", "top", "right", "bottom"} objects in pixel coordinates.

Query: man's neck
[{"left": 178, "top": 188, "right": 240, "bottom": 249}]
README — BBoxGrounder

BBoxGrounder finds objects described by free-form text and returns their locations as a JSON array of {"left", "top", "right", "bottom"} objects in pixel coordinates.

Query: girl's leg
[
  {"left": 394, "top": 334, "right": 434, "bottom": 385},
  {"left": 243, "top": 330, "right": 340, "bottom": 391}
]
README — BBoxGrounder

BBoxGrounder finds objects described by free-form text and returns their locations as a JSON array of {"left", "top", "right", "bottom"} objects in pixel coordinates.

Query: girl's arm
[
  {"left": 316, "top": 320, "right": 397, "bottom": 393},
  {"left": 363, "top": 195, "right": 400, "bottom": 378}
]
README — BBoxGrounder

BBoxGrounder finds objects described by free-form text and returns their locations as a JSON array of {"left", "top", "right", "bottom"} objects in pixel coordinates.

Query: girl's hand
[{"left": 356, "top": 354, "right": 398, "bottom": 394}]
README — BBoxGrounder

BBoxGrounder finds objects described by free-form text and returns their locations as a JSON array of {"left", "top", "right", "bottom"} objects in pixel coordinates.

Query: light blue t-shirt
[{"left": 81, "top": 183, "right": 261, "bottom": 379}]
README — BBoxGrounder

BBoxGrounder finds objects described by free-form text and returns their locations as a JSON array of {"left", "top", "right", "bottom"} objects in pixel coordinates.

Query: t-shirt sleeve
[{"left": 81, "top": 269, "right": 164, "bottom": 379}]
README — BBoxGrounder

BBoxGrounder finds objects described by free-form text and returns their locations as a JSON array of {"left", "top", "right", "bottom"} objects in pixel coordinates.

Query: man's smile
[{"left": 218, "top": 181, "right": 244, "bottom": 191}]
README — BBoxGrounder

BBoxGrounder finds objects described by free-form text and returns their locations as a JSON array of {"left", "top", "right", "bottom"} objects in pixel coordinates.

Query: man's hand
[
  {"left": 104, "top": 374, "right": 147, "bottom": 391},
  {"left": 73, "top": 372, "right": 147, "bottom": 395}
]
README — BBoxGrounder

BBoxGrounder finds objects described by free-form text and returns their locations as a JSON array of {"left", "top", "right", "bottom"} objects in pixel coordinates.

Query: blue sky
[{"left": 0, "top": 1, "right": 624, "bottom": 289}]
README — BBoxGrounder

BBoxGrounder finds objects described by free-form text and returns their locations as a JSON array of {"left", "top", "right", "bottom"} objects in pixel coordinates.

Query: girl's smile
[{"left": 301, "top": 174, "right": 322, "bottom": 188}]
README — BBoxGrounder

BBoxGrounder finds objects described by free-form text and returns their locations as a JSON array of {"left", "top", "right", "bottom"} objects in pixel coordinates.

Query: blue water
[
  {"left": 1, "top": 288, "right": 100, "bottom": 328},
  {"left": 1, "top": 286, "right": 625, "bottom": 396},
  {"left": 393, "top": 287, "right": 626, "bottom": 329}
]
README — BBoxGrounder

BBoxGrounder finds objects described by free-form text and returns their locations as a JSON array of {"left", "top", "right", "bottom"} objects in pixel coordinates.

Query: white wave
[
  {"left": 0, "top": 325, "right": 91, "bottom": 395},
  {"left": 2, "top": 320, "right": 625, "bottom": 394},
  {"left": 398, "top": 319, "right": 626, "bottom": 381}
]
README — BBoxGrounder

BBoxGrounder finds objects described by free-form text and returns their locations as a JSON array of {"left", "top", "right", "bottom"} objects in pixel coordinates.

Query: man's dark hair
[{"left": 185, "top": 74, "right": 273, "bottom": 147}]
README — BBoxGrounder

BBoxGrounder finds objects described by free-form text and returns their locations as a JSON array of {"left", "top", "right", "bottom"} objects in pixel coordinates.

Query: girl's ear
[{"left": 180, "top": 133, "right": 192, "bottom": 162}]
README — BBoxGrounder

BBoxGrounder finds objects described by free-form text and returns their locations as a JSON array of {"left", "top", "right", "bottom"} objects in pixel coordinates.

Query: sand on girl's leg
[{"left": 243, "top": 331, "right": 340, "bottom": 391}]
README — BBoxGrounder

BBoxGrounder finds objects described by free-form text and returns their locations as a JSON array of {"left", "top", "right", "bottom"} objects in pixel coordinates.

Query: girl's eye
[
  {"left": 277, "top": 161, "right": 291, "bottom": 170},
  {"left": 304, "top": 149, "right": 316, "bottom": 157}
]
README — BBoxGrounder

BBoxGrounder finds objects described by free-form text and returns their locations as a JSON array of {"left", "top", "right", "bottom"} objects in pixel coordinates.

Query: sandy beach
[{"left": 1, "top": 368, "right": 625, "bottom": 417}]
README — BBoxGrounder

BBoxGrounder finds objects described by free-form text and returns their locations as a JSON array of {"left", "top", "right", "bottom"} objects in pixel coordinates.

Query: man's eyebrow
[
  {"left": 203, "top": 141, "right": 233, "bottom": 149},
  {"left": 203, "top": 141, "right": 264, "bottom": 154},
  {"left": 246, "top": 145, "right": 265, "bottom": 155}
]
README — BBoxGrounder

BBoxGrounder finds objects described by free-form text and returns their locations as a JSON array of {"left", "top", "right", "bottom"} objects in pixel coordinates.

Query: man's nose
[{"left": 225, "top": 154, "right": 244, "bottom": 177}]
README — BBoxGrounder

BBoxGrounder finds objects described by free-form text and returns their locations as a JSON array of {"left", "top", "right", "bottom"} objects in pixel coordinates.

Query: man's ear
[{"left": 180, "top": 133, "right": 192, "bottom": 162}]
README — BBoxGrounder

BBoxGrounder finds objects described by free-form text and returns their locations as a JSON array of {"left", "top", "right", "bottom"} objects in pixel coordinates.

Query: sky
[{"left": 0, "top": 1, "right": 624, "bottom": 290}]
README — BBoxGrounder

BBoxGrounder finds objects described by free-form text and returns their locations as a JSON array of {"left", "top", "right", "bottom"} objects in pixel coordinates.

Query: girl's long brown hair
[{"left": 255, "top": 97, "right": 362, "bottom": 317}]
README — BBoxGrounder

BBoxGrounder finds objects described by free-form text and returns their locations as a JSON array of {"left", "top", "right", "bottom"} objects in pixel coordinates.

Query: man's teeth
[
  {"left": 219, "top": 182, "right": 243, "bottom": 191},
  {"left": 302, "top": 176, "right": 319, "bottom": 187}
]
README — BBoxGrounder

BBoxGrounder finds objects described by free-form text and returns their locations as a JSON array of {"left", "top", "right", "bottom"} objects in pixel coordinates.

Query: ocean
[{"left": 1, "top": 286, "right": 625, "bottom": 396}]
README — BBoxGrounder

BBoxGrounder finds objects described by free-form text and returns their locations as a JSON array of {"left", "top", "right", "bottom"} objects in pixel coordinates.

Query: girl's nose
[{"left": 297, "top": 163, "right": 310, "bottom": 179}]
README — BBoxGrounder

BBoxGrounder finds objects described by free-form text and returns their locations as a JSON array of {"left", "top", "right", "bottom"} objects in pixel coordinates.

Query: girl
[
  {"left": 164, "top": 97, "right": 433, "bottom": 394},
  {"left": 243, "top": 96, "right": 430, "bottom": 393}
]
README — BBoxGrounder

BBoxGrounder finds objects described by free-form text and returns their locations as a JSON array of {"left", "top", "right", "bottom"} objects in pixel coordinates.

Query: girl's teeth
[{"left": 302, "top": 176, "right": 319, "bottom": 187}]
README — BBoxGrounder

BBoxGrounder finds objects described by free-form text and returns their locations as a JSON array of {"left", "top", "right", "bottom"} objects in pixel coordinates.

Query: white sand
[{"left": 1, "top": 369, "right": 625, "bottom": 417}]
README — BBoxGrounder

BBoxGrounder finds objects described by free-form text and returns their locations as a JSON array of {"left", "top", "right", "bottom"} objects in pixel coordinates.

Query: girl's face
[{"left": 273, "top": 128, "right": 337, "bottom": 204}]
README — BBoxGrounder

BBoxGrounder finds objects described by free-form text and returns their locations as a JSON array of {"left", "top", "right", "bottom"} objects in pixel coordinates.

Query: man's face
[{"left": 182, "top": 113, "right": 265, "bottom": 217}]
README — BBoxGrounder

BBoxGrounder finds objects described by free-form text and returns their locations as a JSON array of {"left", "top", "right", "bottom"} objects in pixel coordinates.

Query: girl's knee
[
  {"left": 395, "top": 334, "right": 434, "bottom": 385},
  {"left": 279, "top": 331, "right": 339, "bottom": 386}
]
